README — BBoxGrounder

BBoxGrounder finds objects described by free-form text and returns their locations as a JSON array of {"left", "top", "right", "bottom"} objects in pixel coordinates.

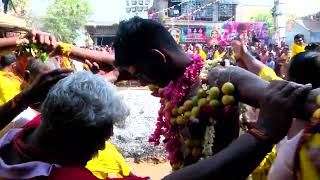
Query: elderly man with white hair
[{"left": 0, "top": 71, "right": 148, "bottom": 180}]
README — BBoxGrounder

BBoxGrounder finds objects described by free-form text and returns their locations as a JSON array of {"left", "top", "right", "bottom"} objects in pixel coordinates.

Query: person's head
[
  {"left": 217, "top": 45, "right": 225, "bottom": 53},
  {"left": 23, "top": 57, "right": 60, "bottom": 90},
  {"left": 268, "top": 52, "right": 274, "bottom": 59},
  {"left": 268, "top": 44, "right": 273, "bottom": 52},
  {"left": 283, "top": 45, "right": 290, "bottom": 54},
  {"left": 288, "top": 51, "right": 320, "bottom": 88},
  {"left": 262, "top": 45, "right": 268, "bottom": 53},
  {"left": 294, "top": 34, "right": 304, "bottom": 45},
  {"left": 39, "top": 71, "right": 129, "bottom": 165},
  {"left": 21, "top": 57, "right": 61, "bottom": 110},
  {"left": 305, "top": 42, "right": 320, "bottom": 52},
  {"left": 0, "top": 54, "right": 16, "bottom": 71},
  {"left": 114, "top": 17, "right": 188, "bottom": 87},
  {"left": 195, "top": 44, "right": 202, "bottom": 52}
]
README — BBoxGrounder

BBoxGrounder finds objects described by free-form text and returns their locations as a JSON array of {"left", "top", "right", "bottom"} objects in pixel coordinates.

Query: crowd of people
[
  {"left": 0, "top": 16, "right": 319, "bottom": 180},
  {"left": 186, "top": 34, "right": 320, "bottom": 81}
]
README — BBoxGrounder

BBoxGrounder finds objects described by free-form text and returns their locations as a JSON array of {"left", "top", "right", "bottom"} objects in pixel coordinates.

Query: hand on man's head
[
  {"left": 256, "top": 80, "right": 312, "bottom": 143},
  {"left": 23, "top": 30, "right": 57, "bottom": 49},
  {"left": 22, "top": 68, "right": 74, "bottom": 105}
]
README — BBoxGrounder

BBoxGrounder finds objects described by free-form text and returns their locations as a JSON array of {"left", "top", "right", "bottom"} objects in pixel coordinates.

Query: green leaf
[{"left": 40, "top": 53, "right": 49, "bottom": 62}]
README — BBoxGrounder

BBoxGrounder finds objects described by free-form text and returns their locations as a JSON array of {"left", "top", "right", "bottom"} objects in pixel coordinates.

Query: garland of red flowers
[{"left": 149, "top": 54, "right": 204, "bottom": 164}]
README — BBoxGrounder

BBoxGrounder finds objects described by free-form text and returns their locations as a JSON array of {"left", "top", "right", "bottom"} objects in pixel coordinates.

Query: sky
[{"left": 30, "top": 0, "right": 320, "bottom": 23}]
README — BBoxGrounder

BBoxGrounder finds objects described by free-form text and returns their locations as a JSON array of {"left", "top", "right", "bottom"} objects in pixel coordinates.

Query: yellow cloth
[
  {"left": 258, "top": 66, "right": 283, "bottom": 81},
  {"left": 213, "top": 51, "right": 225, "bottom": 59},
  {"left": 299, "top": 133, "right": 320, "bottom": 179},
  {"left": 199, "top": 50, "right": 207, "bottom": 61},
  {"left": 0, "top": 71, "right": 22, "bottom": 105},
  {"left": 250, "top": 146, "right": 277, "bottom": 180},
  {"left": 86, "top": 141, "right": 131, "bottom": 179},
  {"left": 290, "top": 43, "right": 305, "bottom": 61}
]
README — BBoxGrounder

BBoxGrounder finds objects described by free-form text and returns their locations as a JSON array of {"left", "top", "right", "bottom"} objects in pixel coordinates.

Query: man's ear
[
  {"left": 149, "top": 49, "right": 167, "bottom": 63},
  {"left": 23, "top": 70, "right": 31, "bottom": 82}
]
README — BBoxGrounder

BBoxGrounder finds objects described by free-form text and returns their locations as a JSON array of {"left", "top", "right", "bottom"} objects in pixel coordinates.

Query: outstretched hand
[
  {"left": 256, "top": 80, "right": 312, "bottom": 143},
  {"left": 84, "top": 59, "right": 119, "bottom": 83},
  {"left": 22, "top": 68, "right": 74, "bottom": 105}
]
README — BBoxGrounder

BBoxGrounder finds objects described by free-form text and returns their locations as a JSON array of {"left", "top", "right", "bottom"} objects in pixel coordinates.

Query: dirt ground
[{"left": 127, "top": 159, "right": 171, "bottom": 180}]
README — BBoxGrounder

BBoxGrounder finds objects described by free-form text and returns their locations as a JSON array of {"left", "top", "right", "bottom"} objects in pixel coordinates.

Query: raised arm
[
  {"left": 0, "top": 69, "right": 73, "bottom": 129},
  {"left": 68, "top": 46, "right": 114, "bottom": 65},
  {"left": 232, "top": 40, "right": 267, "bottom": 75},
  {"left": 208, "top": 66, "right": 319, "bottom": 119}
]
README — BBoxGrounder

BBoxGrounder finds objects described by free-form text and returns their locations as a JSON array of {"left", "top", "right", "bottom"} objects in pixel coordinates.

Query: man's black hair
[
  {"left": 237, "top": 23, "right": 247, "bottom": 32},
  {"left": 249, "top": 49, "right": 261, "bottom": 61},
  {"left": 294, "top": 34, "right": 304, "bottom": 41},
  {"left": 0, "top": 54, "right": 15, "bottom": 68},
  {"left": 289, "top": 51, "right": 320, "bottom": 88},
  {"left": 305, "top": 42, "right": 320, "bottom": 52},
  {"left": 114, "top": 16, "right": 180, "bottom": 67}
]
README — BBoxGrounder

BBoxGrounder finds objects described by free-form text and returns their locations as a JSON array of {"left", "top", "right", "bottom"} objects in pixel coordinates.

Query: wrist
[
  {"left": 11, "top": 92, "right": 29, "bottom": 111},
  {"left": 247, "top": 127, "right": 275, "bottom": 145}
]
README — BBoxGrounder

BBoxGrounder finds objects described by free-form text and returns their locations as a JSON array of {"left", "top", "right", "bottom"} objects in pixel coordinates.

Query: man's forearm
[
  {"left": 0, "top": 37, "right": 19, "bottom": 48},
  {"left": 242, "top": 52, "right": 266, "bottom": 75},
  {"left": 208, "top": 66, "right": 268, "bottom": 108},
  {"left": 208, "top": 66, "right": 319, "bottom": 119},
  {"left": 69, "top": 46, "right": 114, "bottom": 65},
  {"left": 0, "top": 92, "right": 28, "bottom": 129},
  {"left": 164, "top": 133, "right": 273, "bottom": 180}
]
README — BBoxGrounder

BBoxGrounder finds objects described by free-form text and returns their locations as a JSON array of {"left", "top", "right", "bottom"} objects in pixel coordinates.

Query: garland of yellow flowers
[{"left": 294, "top": 94, "right": 320, "bottom": 179}]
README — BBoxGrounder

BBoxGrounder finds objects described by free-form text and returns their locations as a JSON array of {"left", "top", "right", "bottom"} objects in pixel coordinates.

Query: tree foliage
[
  {"left": 42, "top": 0, "right": 92, "bottom": 43},
  {"left": 3, "top": 0, "right": 30, "bottom": 16}
]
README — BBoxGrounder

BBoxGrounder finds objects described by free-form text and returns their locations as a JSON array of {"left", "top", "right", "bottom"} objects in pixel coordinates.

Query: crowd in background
[{"left": 186, "top": 34, "right": 320, "bottom": 80}]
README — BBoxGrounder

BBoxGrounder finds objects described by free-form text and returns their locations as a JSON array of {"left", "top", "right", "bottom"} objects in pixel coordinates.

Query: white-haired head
[{"left": 40, "top": 71, "right": 129, "bottom": 164}]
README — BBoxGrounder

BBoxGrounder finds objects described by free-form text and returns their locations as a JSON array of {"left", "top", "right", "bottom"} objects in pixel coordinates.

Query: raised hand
[{"left": 23, "top": 30, "right": 57, "bottom": 47}]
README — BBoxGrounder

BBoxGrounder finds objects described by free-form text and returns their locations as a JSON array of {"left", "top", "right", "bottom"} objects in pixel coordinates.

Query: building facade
[
  {"left": 165, "top": 0, "right": 238, "bottom": 22},
  {"left": 85, "top": 21, "right": 118, "bottom": 46}
]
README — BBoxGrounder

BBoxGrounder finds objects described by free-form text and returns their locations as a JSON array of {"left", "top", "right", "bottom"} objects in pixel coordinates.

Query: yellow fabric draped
[
  {"left": 199, "top": 50, "right": 207, "bottom": 61},
  {"left": 298, "top": 133, "right": 320, "bottom": 180},
  {"left": 213, "top": 51, "right": 225, "bottom": 60},
  {"left": 290, "top": 43, "right": 305, "bottom": 61},
  {"left": 86, "top": 141, "right": 131, "bottom": 179},
  {"left": 0, "top": 71, "right": 22, "bottom": 105},
  {"left": 250, "top": 147, "right": 277, "bottom": 180},
  {"left": 258, "top": 66, "right": 282, "bottom": 81}
]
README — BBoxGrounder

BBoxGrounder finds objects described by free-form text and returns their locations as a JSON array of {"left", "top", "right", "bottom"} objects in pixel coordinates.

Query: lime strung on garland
[
  {"left": 149, "top": 54, "right": 239, "bottom": 170},
  {"left": 17, "top": 43, "right": 50, "bottom": 63}
]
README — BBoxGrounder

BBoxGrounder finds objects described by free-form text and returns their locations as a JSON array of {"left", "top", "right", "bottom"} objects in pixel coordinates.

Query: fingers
[
  {"left": 44, "top": 35, "right": 51, "bottom": 46},
  {"left": 31, "top": 29, "right": 37, "bottom": 43},
  {"left": 85, "top": 59, "right": 93, "bottom": 69},
  {"left": 280, "top": 81, "right": 301, "bottom": 97},
  {"left": 287, "top": 83, "right": 312, "bottom": 105},
  {"left": 28, "top": 30, "right": 57, "bottom": 47},
  {"left": 267, "top": 80, "right": 288, "bottom": 94},
  {"left": 49, "top": 35, "right": 57, "bottom": 46}
]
